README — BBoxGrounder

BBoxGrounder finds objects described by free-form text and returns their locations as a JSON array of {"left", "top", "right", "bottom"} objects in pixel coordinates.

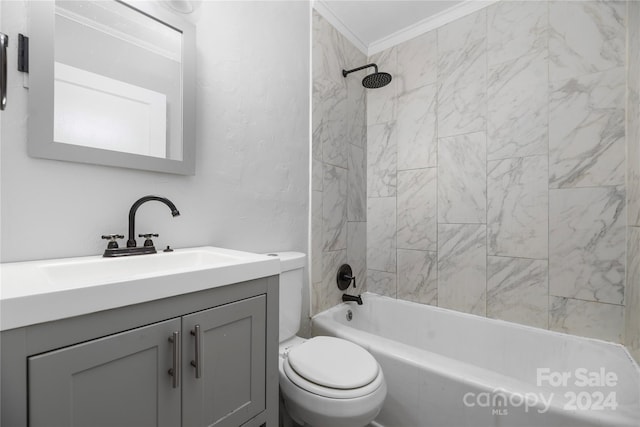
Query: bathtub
[{"left": 311, "top": 293, "right": 640, "bottom": 427}]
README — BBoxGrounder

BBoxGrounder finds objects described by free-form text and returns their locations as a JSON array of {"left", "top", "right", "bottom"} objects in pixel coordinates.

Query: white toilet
[{"left": 271, "top": 252, "right": 386, "bottom": 427}]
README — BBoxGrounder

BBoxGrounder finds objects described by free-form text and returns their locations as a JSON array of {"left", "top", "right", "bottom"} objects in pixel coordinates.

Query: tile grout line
[
  {"left": 435, "top": 23, "right": 440, "bottom": 309},
  {"left": 484, "top": 5, "right": 489, "bottom": 319},
  {"left": 546, "top": 0, "right": 551, "bottom": 331}
]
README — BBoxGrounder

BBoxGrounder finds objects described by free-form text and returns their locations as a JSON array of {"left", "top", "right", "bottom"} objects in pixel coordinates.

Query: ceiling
[
  {"left": 323, "top": 1, "right": 461, "bottom": 45},
  {"left": 315, "top": 0, "right": 496, "bottom": 55}
]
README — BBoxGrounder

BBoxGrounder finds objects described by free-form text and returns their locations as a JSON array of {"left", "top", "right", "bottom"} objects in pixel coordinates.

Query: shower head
[
  {"left": 362, "top": 71, "right": 392, "bottom": 89},
  {"left": 342, "top": 63, "right": 392, "bottom": 89}
]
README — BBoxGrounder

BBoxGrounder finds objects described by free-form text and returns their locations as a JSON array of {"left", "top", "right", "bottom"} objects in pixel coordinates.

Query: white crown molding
[
  {"left": 367, "top": 0, "right": 500, "bottom": 56},
  {"left": 312, "top": 0, "right": 368, "bottom": 56}
]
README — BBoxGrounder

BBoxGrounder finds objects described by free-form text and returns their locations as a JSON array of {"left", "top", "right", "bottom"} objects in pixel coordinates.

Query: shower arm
[{"left": 342, "top": 63, "right": 378, "bottom": 77}]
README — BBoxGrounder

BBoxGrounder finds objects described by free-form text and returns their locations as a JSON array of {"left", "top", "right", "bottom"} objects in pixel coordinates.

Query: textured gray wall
[{"left": 0, "top": 1, "right": 310, "bottom": 263}]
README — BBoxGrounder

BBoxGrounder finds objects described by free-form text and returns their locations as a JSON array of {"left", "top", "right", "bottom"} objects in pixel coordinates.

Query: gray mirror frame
[{"left": 27, "top": 0, "right": 196, "bottom": 175}]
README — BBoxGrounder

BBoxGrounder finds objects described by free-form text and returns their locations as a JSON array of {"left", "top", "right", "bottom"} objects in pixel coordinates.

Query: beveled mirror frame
[{"left": 27, "top": 0, "right": 196, "bottom": 175}]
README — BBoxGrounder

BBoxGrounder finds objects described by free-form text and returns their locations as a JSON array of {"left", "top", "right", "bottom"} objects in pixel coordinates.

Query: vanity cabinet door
[
  {"left": 182, "top": 295, "right": 267, "bottom": 427},
  {"left": 28, "top": 318, "right": 182, "bottom": 427}
]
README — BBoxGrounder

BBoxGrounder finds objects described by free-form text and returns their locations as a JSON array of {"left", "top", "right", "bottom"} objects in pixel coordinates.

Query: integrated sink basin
[
  {"left": 0, "top": 247, "right": 280, "bottom": 331},
  {"left": 42, "top": 248, "right": 260, "bottom": 287}
]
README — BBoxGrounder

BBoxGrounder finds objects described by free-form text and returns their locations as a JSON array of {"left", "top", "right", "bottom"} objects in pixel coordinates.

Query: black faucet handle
[
  {"left": 139, "top": 233, "right": 159, "bottom": 247},
  {"left": 337, "top": 264, "right": 357, "bottom": 290},
  {"left": 102, "top": 234, "right": 124, "bottom": 249}
]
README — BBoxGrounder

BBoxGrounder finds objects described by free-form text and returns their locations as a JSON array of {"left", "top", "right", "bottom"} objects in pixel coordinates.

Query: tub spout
[{"left": 342, "top": 294, "right": 363, "bottom": 305}]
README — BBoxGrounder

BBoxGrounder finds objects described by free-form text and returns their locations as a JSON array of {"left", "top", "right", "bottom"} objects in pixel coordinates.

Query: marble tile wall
[
  {"left": 365, "top": 0, "right": 631, "bottom": 344},
  {"left": 312, "top": 12, "right": 367, "bottom": 314},
  {"left": 626, "top": 1, "right": 640, "bottom": 363}
]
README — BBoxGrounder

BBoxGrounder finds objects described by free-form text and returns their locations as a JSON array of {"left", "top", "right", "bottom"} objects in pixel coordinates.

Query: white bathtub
[{"left": 311, "top": 293, "right": 640, "bottom": 427}]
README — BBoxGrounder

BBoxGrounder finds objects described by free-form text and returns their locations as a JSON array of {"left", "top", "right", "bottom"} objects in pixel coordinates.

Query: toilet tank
[{"left": 267, "top": 252, "right": 306, "bottom": 342}]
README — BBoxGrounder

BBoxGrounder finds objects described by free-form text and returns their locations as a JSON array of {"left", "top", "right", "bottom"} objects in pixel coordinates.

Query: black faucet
[
  {"left": 127, "top": 195, "right": 180, "bottom": 248},
  {"left": 342, "top": 294, "right": 363, "bottom": 305}
]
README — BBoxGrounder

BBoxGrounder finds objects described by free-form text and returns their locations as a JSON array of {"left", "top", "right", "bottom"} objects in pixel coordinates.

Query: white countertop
[{"left": 0, "top": 246, "right": 280, "bottom": 331}]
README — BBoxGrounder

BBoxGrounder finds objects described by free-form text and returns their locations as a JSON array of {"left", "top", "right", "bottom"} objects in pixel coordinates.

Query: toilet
[{"left": 270, "top": 252, "right": 386, "bottom": 427}]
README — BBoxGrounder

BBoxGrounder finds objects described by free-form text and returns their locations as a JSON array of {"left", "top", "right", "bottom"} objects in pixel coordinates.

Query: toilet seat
[{"left": 283, "top": 336, "right": 383, "bottom": 399}]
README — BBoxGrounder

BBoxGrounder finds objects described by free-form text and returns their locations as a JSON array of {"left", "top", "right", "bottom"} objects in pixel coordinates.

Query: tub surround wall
[
  {"left": 311, "top": 11, "right": 367, "bottom": 314},
  {"left": 0, "top": 1, "right": 310, "bottom": 263},
  {"left": 626, "top": 1, "right": 640, "bottom": 363},
  {"left": 365, "top": 1, "right": 629, "bottom": 343}
]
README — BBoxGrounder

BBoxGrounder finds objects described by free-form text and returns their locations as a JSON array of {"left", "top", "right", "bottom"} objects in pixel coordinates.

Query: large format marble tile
[
  {"left": 626, "top": 227, "right": 640, "bottom": 362},
  {"left": 347, "top": 63, "right": 367, "bottom": 149},
  {"left": 487, "top": 51, "right": 548, "bottom": 160},
  {"left": 629, "top": 2, "right": 640, "bottom": 227},
  {"left": 437, "top": 10, "right": 486, "bottom": 137},
  {"left": 312, "top": 158, "right": 323, "bottom": 192},
  {"left": 397, "top": 249, "right": 437, "bottom": 305},
  {"left": 397, "top": 84, "right": 437, "bottom": 170},
  {"left": 311, "top": 281, "right": 323, "bottom": 316},
  {"left": 549, "top": 296, "right": 624, "bottom": 343},
  {"left": 367, "top": 47, "right": 397, "bottom": 125},
  {"left": 487, "top": 156, "right": 548, "bottom": 259},
  {"left": 322, "top": 164, "right": 347, "bottom": 251},
  {"left": 347, "top": 222, "right": 367, "bottom": 290},
  {"left": 367, "top": 122, "right": 397, "bottom": 198},
  {"left": 348, "top": 143, "right": 366, "bottom": 222},
  {"left": 438, "top": 132, "right": 486, "bottom": 224},
  {"left": 312, "top": 11, "right": 347, "bottom": 88},
  {"left": 312, "top": 12, "right": 348, "bottom": 169},
  {"left": 311, "top": 80, "right": 323, "bottom": 161},
  {"left": 367, "top": 197, "right": 396, "bottom": 273},
  {"left": 311, "top": 190, "right": 323, "bottom": 284},
  {"left": 438, "top": 8, "right": 486, "bottom": 58},
  {"left": 396, "top": 30, "right": 437, "bottom": 93},
  {"left": 628, "top": 5, "right": 640, "bottom": 360},
  {"left": 629, "top": 81, "right": 640, "bottom": 227},
  {"left": 549, "top": 186, "right": 625, "bottom": 305},
  {"left": 397, "top": 168, "right": 437, "bottom": 251},
  {"left": 366, "top": 270, "right": 396, "bottom": 297},
  {"left": 343, "top": 34, "right": 367, "bottom": 140},
  {"left": 316, "top": 249, "right": 347, "bottom": 314},
  {"left": 312, "top": 77, "right": 348, "bottom": 168},
  {"left": 437, "top": 224, "right": 486, "bottom": 316},
  {"left": 549, "top": 1, "right": 626, "bottom": 82},
  {"left": 549, "top": 67, "right": 625, "bottom": 188},
  {"left": 487, "top": 0, "right": 547, "bottom": 67},
  {"left": 487, "top": 256, "right": 548, "bottom": 329},
  {"left": 321, "top": 94, "right": 348, "bottom": 169}
]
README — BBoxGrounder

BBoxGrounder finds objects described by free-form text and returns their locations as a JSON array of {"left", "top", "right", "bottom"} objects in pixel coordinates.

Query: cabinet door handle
[
  {"left": 168, "top": 331, "right": 180, "bottom": 388},
  {"left": 190, "top": 324, "right": 202, "bottom": 379},
  {"left": 0, "top": 33, "right": 8, "bottom": 111}
]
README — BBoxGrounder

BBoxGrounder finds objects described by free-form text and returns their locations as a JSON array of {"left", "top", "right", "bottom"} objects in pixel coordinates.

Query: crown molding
[
  {"left": 367, "top": 0, "right": 499, "bottom": 56},
  {"left": 313, "top": 0, "right": 368, "bottom": 56}
]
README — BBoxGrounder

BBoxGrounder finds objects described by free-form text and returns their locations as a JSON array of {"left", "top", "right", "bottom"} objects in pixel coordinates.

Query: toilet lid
[{"left": 287, "top": 336, "right": 379, "bottom": 389}]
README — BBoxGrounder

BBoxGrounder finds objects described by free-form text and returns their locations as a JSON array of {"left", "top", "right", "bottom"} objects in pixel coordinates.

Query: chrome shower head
[{"left": 342, "top": 63, "right": 392, "bottom": 89}]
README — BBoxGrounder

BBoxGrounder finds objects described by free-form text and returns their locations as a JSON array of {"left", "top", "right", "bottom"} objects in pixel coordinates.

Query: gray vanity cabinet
[
  {"left": 182, "top": 295, "right": 266, "bottom": 427},
  {"left": 1, "top": 277, "right": 279, "bottom": 427},
  {"left": 28, "top": 318, "right": 182, "bottom": 427}
]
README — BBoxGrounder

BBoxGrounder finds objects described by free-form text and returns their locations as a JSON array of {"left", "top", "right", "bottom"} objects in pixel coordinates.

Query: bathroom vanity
[{"left": 0, "top": 247, "right": 280, "bottom": 427}]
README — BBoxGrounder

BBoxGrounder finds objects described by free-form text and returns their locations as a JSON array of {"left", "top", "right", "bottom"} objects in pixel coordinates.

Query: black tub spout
[{"left": 342, "top": 294, "right": 363, "bottom": 305}]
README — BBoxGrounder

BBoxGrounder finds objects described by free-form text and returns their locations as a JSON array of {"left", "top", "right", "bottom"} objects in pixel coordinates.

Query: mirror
[{"left": 28, "top": 0, "right": 196, "bottom": 175}]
